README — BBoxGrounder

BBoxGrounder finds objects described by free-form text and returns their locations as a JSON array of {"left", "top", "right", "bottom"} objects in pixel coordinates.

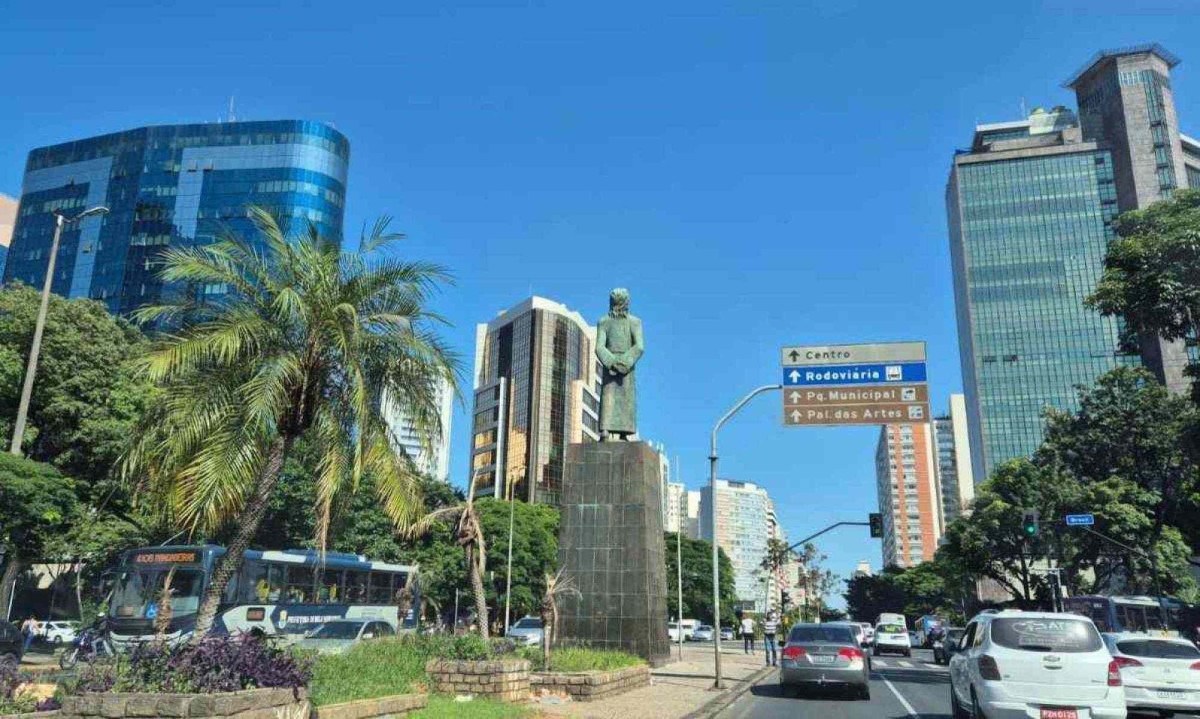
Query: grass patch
[
  {"left": 410, "top": 696, "right": 532, "bottom": 719},
  {"left": 516, "top": 646, "right": 645, "bottom": 673}
]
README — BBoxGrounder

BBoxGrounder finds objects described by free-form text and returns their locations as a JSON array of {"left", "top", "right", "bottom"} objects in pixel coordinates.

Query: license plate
[
  {"left": 1040, "top": 709, "right": 1077, "bottom": 719},
  {"left": 1157, "top": 689, "right": 1186, "bottom": 698},
  {"left": 810, "top": 655, "right": 835, "bottom": 664}
]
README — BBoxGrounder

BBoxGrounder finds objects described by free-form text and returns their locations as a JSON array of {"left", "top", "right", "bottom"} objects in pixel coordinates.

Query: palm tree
[
  {"left": 122, "top": 208, "right": 459, "bottom": 640},
  {"left": 539, "top": 567, "right": 580, "bottom": 669},
  {"left": 405, "top": 475, "right": 489, "bottom": 637}
]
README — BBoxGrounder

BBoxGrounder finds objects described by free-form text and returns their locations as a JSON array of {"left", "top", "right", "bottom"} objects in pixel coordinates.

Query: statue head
[{"left": 608, "top": 288, "right": 630, "bottom": 318}]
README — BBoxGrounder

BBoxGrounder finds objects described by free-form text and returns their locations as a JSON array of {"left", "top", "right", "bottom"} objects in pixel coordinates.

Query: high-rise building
[
  {"left": 874, "top": 423, "right": 942, "bottom": 568},
  {"left": 948, "top": 45, "right": 1199, "bottom": 481},
  {"left": 852, "top": 560, "right": 873, "bottom": 579},
  {"left": 663, "top": 482, "right": 685, "bottom": 534},
  {"left": 4, "top": 121, "right": 348, "bottom": 317},
  {"left": 684, "top": 490, "right": 701, "bottom": 540},
  {"left": 381, "top": 377, "right": 454, "bottom": 482},
  {"left": 0, "top": 193, "right": 16, "bottom": 275},
  {"left": 933, "top": 394, "right": 976, "bottom": 529},
  {"left": 700, "top": 479, "right": 773, "bottom": 612},
  {"left": 467, "top": 296, "right": 601, "bottom": 505}
]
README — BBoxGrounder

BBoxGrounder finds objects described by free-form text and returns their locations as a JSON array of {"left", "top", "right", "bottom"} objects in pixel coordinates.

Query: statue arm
[
  {"left": 624, "top": 317, "right": 645, "bottom": 367},
  {"left": 596, "top": 320, "right": 619, "bottom": 370}
]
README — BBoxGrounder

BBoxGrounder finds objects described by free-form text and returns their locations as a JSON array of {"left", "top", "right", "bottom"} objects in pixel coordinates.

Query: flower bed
[{"left": 57, "top": 688, "right": 306, "bottom": 719}]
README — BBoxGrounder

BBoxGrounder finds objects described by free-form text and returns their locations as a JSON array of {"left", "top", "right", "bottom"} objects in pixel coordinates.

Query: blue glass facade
[
  {"left": 947, "top": 147, "right": 1141, "bottom": 480},
  {"left": 4, "top": 120, "right": 349, "bottom": 316}
]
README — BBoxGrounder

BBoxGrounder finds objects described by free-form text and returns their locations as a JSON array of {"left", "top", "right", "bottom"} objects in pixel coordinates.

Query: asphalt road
[{"left": 722, "top": 647, "right": 955, "bottom": 719}]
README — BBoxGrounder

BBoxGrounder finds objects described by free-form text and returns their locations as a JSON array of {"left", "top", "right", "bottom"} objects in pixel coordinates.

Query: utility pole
[
  {"left": 10, "top": 206, "right": 109, "bottom": 455},
  {"left": 675, "top": 456, "right": 684, "bottom": 661},
  {"left": 708, "top": 384, "right": 782, "bottom": 689}
]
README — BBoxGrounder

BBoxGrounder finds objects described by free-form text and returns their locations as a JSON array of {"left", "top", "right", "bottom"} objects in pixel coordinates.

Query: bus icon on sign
[
  {"left": 886, "top": 365, "right": 902, "bottom": 381},
  {"left": 907, "top": 405, "right": 925, "bottom": 419}
]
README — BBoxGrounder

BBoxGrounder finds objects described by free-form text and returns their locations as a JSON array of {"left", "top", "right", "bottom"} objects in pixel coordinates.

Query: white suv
[{"left": 949, "top": 611, "right": 1125, "bottom": 719}]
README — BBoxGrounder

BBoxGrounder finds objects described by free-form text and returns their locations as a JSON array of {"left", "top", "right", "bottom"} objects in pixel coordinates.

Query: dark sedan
[
  {"left": 0, "top": 621, "right": 23, "bottom": 663},
  {"left": 932, "top": 627, "right": 964, "bottom": 665},
  {"left": 778, "top": 623, "right": 870, "bottom": 700}
]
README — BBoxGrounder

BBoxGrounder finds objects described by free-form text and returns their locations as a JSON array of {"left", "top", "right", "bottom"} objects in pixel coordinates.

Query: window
[
  {"left": 286, "top": 566, "right": 315, "bottom": 603},
  {"left": 1115, "top": 639, "right": 1200, "bottom": 659},
  {"left": 368, "top": 572, "right": 394, "bottom": 603},
  {"left": 990, "top": 617, "right": 1102, "bottom": 653},
  {"left": 344, "top": 571, "right": 368, "bottom": 602}
]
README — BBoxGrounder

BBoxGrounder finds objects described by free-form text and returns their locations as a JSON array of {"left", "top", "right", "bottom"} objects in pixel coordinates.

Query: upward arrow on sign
[
  {"left": 788, "top": 369, "right": 801, "bottom": 383},
  {"left": 789, "top": 350, "right": 801, "bottom": 362},
  {"left": 790, "top": 409, "right": 802, "bottom": 422},
  {"left": 789, "top": 390, "right": 802, "bottom": 403}
]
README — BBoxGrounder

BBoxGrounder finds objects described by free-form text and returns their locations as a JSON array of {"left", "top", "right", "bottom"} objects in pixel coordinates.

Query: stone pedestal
[{"left": 556, "top": 441, "right": 670, "bottom": 666}]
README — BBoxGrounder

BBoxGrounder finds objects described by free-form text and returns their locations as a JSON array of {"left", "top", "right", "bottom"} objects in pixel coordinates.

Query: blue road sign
[
  {"left": 783, "top": 362, "right": 927, "bottom": 387},
  {"left": 1065, "top": 514, "right": 1095, "bottom": 527}
]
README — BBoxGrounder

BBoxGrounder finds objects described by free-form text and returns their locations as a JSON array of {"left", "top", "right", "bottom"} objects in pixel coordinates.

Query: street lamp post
[
  {"left": 10, "top": 206, "right": 109, "bottom": 455},
  {"left": 708, "top": 383, "right": 782, "bottom": 689}
]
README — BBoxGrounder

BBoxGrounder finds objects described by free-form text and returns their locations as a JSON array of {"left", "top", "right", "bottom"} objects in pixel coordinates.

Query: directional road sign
[
  {"left": 781, "top": 342, "right": 929, "bottom": 427},
  {"left": 1065, "top": 513, "right": 1095, "bottom": 527}
]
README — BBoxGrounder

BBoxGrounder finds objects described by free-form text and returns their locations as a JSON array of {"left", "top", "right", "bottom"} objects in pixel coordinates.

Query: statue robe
[{"left": 596, "top": 313, "right": 644, "bottom": 435}]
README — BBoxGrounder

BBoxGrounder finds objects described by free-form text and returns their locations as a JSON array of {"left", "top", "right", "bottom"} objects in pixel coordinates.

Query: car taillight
[
  {"left": 978, "top": 654, "right": 1001, "bottom": 681},
  {"left": 838, "top": 647, "right": 865, "bottom": 662},
  {"left": 781, "top": 646, "right": 806, "bottom": 660},
  {"left": 1107, "top": 659, "right": 1123, "bottom": 687},
  {"left": 1112, "top": 656, "right": 1142, "bottom": 669}
]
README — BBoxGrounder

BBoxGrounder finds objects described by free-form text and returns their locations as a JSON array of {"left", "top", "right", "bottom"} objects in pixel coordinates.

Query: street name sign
[
  {"left": 1065, "top": 514, "right": 1095, "bottom": 527},
  {"left": 781, "top": 341, "right": 929, "bottom": 427}
]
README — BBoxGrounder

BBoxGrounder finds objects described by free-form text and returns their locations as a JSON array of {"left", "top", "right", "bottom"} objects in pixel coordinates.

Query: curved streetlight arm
[{"left": 709, "top": 383, "right": 782, "bottom": 689}]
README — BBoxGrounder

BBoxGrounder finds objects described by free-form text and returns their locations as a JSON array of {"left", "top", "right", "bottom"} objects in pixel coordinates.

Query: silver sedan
[{"left": 778, "top": 623, "right": 870, "bottom": 700}]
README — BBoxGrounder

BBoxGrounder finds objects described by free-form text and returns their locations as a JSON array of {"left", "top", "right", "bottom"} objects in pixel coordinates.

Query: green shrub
[
  {"left": 411, "top": 696, "right": 531, "bottom": 719},
  {"left": 512, "top": 646, "right": 644, "bottom": 673}
]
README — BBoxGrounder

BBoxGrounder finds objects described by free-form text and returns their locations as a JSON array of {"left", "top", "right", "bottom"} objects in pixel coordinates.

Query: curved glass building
[{"left": 4, "top": 120, "right": 349, "bottom": 316}]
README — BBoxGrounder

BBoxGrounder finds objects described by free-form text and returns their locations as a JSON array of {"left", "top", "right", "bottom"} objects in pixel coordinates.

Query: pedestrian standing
[
  {"left": 740, "top": 615, "right": 756, "bottom": 654},
  {"left": 20, "top": 616, "right": 39, "bottom": 654},
  {"left": 763, "top": 612, "right": 779, "bottom": 666}
]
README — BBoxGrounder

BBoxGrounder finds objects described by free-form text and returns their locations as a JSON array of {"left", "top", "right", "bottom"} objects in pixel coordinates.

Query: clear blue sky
[{"left": 3, "top": 0, "right": 1198, "bottom": 606}]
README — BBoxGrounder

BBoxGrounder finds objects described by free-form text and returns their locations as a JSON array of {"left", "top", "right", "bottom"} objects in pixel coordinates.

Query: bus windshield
[{"left": 112, "top": 568, "right": 205, "bottom": 619}]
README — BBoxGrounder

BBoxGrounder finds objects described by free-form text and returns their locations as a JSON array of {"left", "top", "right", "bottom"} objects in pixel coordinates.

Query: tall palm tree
[
  {"left": 122, "top": 208, "right": 459, "bottom": 640},
  {"left": 405, "top": 475, "right": 488, "bottom": 637}
]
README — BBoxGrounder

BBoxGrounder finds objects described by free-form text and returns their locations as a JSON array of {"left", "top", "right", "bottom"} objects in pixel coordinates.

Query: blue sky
[{"left": 3, "top": 0, "right": 1199, "bottom": 605}]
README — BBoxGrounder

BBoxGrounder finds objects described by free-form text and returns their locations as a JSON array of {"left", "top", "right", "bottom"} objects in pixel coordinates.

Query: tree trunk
[
  {"left": 75, "top": 559, "right": 84, "bottom": 621},
  {"left": 467, "top": 540, "right": 489, "bottom": 639},
  {"left": 0, "top": 555, "right": 21, "bottom": 621},
  {"left": 190, "top": 436, "right": 292, "bottom": 643}
]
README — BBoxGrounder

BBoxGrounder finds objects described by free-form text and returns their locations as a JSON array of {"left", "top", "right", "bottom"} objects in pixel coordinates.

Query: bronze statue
[{"left": 596, "top": 288, "right": 644, "bottom": 441}]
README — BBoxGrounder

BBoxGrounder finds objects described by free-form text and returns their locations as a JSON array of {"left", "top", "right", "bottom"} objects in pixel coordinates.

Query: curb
[{"left": 680, "top": 664, "right": 775, "bottom": 719}]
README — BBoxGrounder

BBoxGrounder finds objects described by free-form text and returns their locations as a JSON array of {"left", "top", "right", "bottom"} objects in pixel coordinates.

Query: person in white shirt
[
  {"left": 740, "top": 615, "right": 756, "bottom": 654},
  {"left": 762, "top": 612, "right": 779, "bottom": 666}
]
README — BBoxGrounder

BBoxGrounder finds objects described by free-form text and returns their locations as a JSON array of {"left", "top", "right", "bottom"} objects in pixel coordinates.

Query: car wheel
[
  {"left": 859, "top": 684, "right": 871, "bottom": 701},
  {"left": 872, "top": 647, "right": 879, "bottom": 657},
  {"left": 950, "top": 680, "right": 967, "bottom": 719},
  {"left": 904, "top": 649, "right": 911, "bottom": 658},
  {"left": 53, "top": 636, "right": 63, "bottom": 645}
]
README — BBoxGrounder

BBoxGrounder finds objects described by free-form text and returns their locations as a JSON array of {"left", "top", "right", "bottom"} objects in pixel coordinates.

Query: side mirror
[{"left": 362, "top": 632, "right": 375, "bottom": 640}]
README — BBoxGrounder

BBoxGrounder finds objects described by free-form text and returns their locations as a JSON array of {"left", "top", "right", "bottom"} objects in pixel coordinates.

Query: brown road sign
[
  {"left": 784, "top": 402, "right": 932, "bottom": 426},
  {"left": 783, "top": 385, "right": 929, "bottom": 407}
]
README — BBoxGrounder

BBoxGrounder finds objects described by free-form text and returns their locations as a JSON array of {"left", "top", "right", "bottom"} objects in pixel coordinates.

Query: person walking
[
  {"left": 763, "top": 612, "right": 779, "bottom": 666},
  {"left": 740, "top": 614, "right": 756, "bottom": 654},
  {"left": 20, "top": 616, "right": 40, "bottom": 655}
]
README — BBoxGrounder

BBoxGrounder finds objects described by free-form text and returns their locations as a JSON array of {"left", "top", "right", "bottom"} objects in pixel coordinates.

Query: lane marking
[
  {"left": 924, "top": 663, "right": 942, "bottom": 670},
  {"left": 874, "top": 659, "right": 888, "bottom": 667},
  {"left": 898, "top": 660, "right": 912, "bottom": 667},
  {"left": 882, "top": 676, "right": 919, "bottom": 718}
]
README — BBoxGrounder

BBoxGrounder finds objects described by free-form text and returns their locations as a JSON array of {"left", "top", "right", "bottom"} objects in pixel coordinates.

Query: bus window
[
  {"left": 287, "top": 566, "right": 314, "bottom": 603},
  {"left": 267, "top": 565, "right": 285, "bottom": 602},
  {"left": 1119, "top": 604, "right": 1148, "bottom": 632},
  {"left": 368, "top": 572, "right": 393, "bottom": 603},
  {"left": 344, "top": 571, "right": 367, "bottom": 602},
  {"left": 244, "top": 562, "right": 269, "bottom": 603},
  {"left": 318, "top": 570, "right": 343, "bottom": 603}
]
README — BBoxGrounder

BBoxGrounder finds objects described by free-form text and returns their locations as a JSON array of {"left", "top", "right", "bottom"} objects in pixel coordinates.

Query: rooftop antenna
[
  {"left": 1019, "top": 97, "right": 1028, "bottom": 118},
  {"left": 227, "top": 95, "right": 237, "bottom": 123}
]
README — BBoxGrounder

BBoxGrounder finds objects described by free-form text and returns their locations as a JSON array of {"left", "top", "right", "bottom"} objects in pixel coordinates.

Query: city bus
[
  {"left": 107, "top": 545, "right": 418, "bottom": 648},
  {"left": 1061, "top": 595, "right": 1183, "bottom": 635}
]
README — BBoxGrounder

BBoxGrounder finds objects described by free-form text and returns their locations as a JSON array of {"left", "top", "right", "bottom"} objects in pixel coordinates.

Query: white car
[
  {"left": 858, "top": 622, "right": 874, "bottom": 647},
  {"left": 874, "top": 621, "right": 911, "bottom": 657},
  {"left": 506, "top": 616, "right": 544, "bottom": 647},
  {"left": 39, "top": 621, "right": 78, "bottom": 645},
  {"left": 1104, "top": 632, "right": 1200, "bottom": 715},
  {"left": 949, "top": 610, "right": 1125, "bottom": 719}
]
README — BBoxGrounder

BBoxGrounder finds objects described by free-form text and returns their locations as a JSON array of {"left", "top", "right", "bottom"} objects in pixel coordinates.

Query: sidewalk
[{"left": 536, "top": 644, "right": 773, "bottom": 719}]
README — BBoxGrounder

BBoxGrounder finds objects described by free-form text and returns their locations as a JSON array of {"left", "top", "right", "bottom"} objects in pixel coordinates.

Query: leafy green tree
[
  {"left": 1036, "top": 367, "right": 1200, "bottom": 596},
  {"left": 0, "top": 454, "right": 78, "bottom": 617},
  {"left": 843, "top": 571, "right": 907, "bottom": 624},
  {"left": 0, "top": 285, "right": 153, "bottom": 497},
  {"left": 476, "top": 499, "right": 560, "bottom": 625},
  {"left": 1088, "top": 189, "right": 1200, "bottom": 396},
  {"left": 663, "top": 533, "right": 736, "bottom": 626},
  {"left": 123, "top": 209, "right": 459, "bottom": 640}
]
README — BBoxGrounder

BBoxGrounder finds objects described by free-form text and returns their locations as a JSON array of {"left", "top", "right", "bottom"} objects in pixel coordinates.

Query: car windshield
[
  {"left": 788, "top": 626, "right": 854, "bottom": 644},
  {"left": 310, "top": 622, "right": 365, "bottom": 639},
  {"left": 514, "top": 618, "right": 543, "bottom": 629},
  {"left": 946, "top": 630, "right": 964, "bottom": 643},
  {"left": 991, "top": 618, "right": 1102, "bottom": 653},
  {"left": 698, "top": 626, "right": 712, "bottom": 631},
  {"left": 112, "top": 568, "right": 205, "bottom": 618},
  {"left": 1117, "top": 639, "right": 1200, "bottom": 659},
  {"left": 878, "top": 624, "right": 904, "bottom": 634}
]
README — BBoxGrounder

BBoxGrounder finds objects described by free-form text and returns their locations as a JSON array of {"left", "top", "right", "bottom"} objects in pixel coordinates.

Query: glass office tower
[
  {"left": 4, "top": 120, "right": 349, "bottom": 316},
  {"left": 948, "top": 46, "right": 1200, "bottom": 481}
]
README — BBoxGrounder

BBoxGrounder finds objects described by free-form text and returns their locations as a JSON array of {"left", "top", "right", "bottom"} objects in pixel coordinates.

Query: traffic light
[
  {"left": 781, "top": 591, "right": 791, "bottom": 611},
  {"left": 1022, "top": 510, "right": 1040, "bottom": 538},
  {"left": 868, "top": 513, "right": 883, "bottom": 538}
]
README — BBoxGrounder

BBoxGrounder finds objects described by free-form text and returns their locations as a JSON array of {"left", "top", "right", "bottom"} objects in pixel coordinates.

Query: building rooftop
[{"left": 1063, "top": 43, "right": 1181, "bottom": 88}]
